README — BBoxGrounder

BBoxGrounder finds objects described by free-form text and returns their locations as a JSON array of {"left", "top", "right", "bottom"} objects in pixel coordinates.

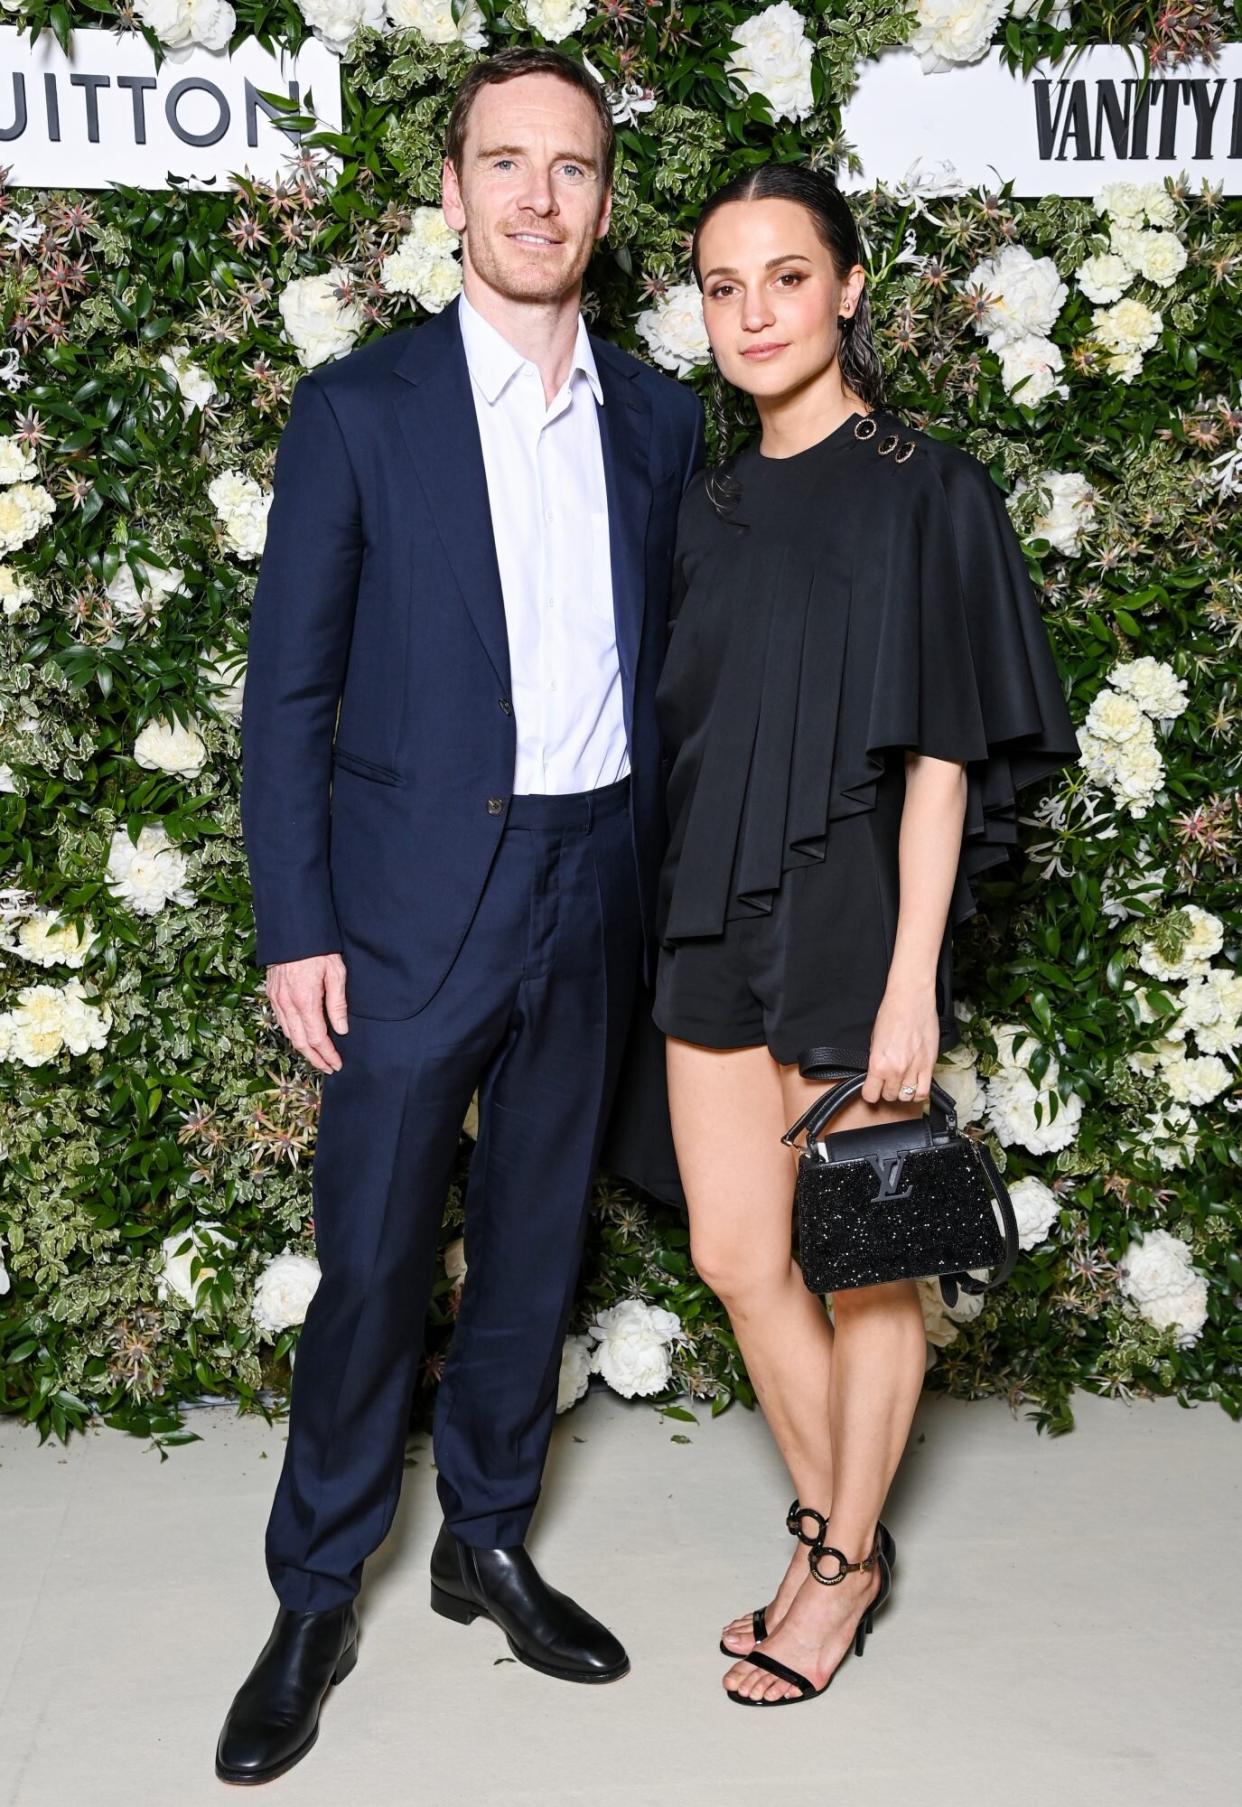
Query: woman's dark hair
[
  {"left": 691, "top": 162, "right": 886, "bottom": 515},
  {"left": 445, "top": 47, "right": 616, "bottom": 187}
]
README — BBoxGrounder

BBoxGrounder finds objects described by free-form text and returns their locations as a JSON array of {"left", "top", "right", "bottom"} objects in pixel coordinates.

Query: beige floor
[{"left": 0, "top": 1382, "right": 1237, "bottom": 1807}]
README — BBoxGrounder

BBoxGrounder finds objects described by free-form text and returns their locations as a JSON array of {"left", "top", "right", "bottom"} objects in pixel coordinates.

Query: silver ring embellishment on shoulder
[
  {"left": 853, "top": 415, "right": 878, "bottom": 440},
  {"left": 877, "top": 432, "right": 901, "bottom": 457},
  {"left": 895, "top": 440, "right": 916, "bottom": 463}
]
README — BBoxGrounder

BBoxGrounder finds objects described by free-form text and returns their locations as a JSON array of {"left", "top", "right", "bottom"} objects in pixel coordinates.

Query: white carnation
[
  {"left": 0, "top": 563, "right": 34, "bottom": 615},
  {"left": 588, "top": 1298, "right": 683, "bottom": 1398},
  {"left": 909, "top": 0, "right": 1006, "bottom": 74},
  {"left": 1138, "top": 182, "right": 1178, "bottom": 228},
  {"left": 208, "top": 469, "right": 271, "bottom": 561},
  {"left": 1083, "top": 686, "right": 1148, "bottom": 744},
  {"left": 1091, "top": 296, "right": 1162, "bottom": 384},
  {"left": 157, "top": 344, "right": 218, "bottom": 417},
  {"left": 556, "top": 1334, "right": 593, "bottom": 1413},
  {"left": 1008, "top": 1174, "right": 1061, "bottom": 1250},
  {"left": 1158, "top": 1047, "right": 1232, "bottom": 1106},
  {"left": 636, "top": 282, "right": 710, "bottom": 376},
  {"left": 133, "top": 715, "right": 208, "bottom": 779},
  {"left": 1173, "top": 967, "right": 1242, "bottom": 1057},
  {"left": 524, "top": 0, "right": 589, "bottom": 40},
  {"left": 1074, "top": 251, "right": 1132, "bottom": 306},
  {"left": 997, "top": 333, "right": 1068, "bottom": 405},
  {"left": 297, "top": 0, "right": 386, "bottom": 56},
  {"left": 1116, "top": 1229, "right": 1208, "bottom": 1346},
  {"left": 1018, "top": 468, "right": 1096, "bottom": 556},
  {"left": 278, "top": 269, "right": 366, "bottom": 370},
  {"left": 933, "top": 1042, "right": 986, "bottom": 1125},
  {"left": 133, "top": 0, "right": 236, "bottom": 55},
  {"left": 0, "top": 480, "right": 56, "bottom": 554},
  {"left": 1097, "top": 181, "right": 1146, "bottom": 224},
  {"left": 966, "top": 243, "right": 1067, "bottom": 350},
  {"left": 385, "top": 0, "right": 487, "bottom": 47},
  {"left": 1124, "top": 228, "right": 1187, "bottom": 289},
  {"left": 1138, "top": 905, "right": 1224, "bottom": 982},
  {"left": 0, "top": 975, "right": 111, "bottom": 1066},
  {"left": 1142, "top": 1102, "right": 1199, "bottom": 1172},
  {"left": 156, "top": 1221, "right": 237, "bottom": 1310},
  {"left": 105, "top": 822, "right": 196, "bottom": 915},
  {"left": 726, "top": 1, "right": 816, "bottom": 123},
  {"left": 0, "top": 434, "right": 38, "bottom": 484},
  {"left": 252, "top": 1251, "right": 322, "bottom": 1337},
  {"left": 8, "top": 911, "right": 97, "bottom": 969},
  {"left": 1108, "top": 655, "right": 1187, "bottom": 722},
  {"left": 380, "top": 210, "right": 463, "bottom": 313}
]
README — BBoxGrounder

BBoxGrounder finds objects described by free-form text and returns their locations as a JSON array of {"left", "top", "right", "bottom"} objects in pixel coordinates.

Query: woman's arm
[{"left": 862, "top": 750, "right": 967, "bottom": 1103}]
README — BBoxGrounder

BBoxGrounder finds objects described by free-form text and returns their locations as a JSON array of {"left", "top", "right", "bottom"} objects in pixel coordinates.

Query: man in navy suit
[{"left": 216, "top": 45, "right": 703, "bottom": 1785}]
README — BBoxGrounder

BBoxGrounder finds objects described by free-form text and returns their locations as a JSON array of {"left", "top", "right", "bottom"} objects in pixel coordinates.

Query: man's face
[{"left": 442, "top": 73, "right": 612, "bottom": 305}]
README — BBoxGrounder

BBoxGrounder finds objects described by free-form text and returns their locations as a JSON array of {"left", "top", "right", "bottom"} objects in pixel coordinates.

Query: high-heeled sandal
[
  {"left": 717, "top": 1499, "right": 896, "bottom": 1657},
  {"left": 725, "top": 1527, "right": 892, "bottom": 1707}
]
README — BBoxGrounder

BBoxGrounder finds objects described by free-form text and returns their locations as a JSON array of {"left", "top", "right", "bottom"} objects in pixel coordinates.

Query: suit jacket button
[
  {"left": 487, "top": 796, "right": 504, "bottom": 815},
  {"left": 499, "top": 699, "right": 512, "bottom": 715}
]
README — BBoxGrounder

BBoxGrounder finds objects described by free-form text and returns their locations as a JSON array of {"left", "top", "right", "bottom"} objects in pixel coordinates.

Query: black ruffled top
[{"left": 655, "top": 407, "right": 1082, "bottom": 945}]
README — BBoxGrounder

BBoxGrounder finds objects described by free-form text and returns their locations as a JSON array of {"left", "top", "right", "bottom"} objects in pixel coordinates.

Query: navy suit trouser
[{"left": 264, "top": 776, "right": 643, "bottom": 1613}]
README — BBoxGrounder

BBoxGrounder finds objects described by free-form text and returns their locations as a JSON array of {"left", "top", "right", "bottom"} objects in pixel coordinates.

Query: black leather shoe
[
  {"left": 215, "top": 1600, "right": 359, "bottom": 1785},
  {"left": 429, "top": 1522, "right": 629, "bottom": 1684}
]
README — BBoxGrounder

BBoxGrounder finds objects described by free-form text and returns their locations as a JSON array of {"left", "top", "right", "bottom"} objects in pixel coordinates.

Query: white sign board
[
  {"left": 0, "top": 26, "right": 342, "bottom": 191},
  {"left": 840, "top": 45, "right": 1242, "bottom": 196}
]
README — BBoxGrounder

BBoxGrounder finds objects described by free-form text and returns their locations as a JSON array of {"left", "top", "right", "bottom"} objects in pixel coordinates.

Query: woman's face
[{"left": 696, "top": 195, "right": 865, "bottom": 402}]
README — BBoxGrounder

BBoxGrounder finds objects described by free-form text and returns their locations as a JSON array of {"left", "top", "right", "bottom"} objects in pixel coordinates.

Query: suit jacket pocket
[{"left": 331, "top": 745, "right": 404, "bottom": 786}]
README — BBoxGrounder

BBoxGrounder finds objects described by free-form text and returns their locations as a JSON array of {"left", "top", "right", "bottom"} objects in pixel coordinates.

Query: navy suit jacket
[{"left": 240, "top": 295, "right": 705, "bottom": 1019}]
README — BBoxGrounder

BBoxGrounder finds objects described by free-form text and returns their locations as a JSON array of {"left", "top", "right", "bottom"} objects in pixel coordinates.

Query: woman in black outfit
[{"left": 651, "top": 165, "right": 1079, "bottom": 1707}]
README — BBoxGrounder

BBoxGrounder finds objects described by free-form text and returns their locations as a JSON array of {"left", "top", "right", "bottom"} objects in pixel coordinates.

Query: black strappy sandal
[
  {"left": 725, "top": 1527, "right": 892, "bottom": 1707},
  {"left": 718, "top": 1499, "right": 896, "bottom": 1657}
]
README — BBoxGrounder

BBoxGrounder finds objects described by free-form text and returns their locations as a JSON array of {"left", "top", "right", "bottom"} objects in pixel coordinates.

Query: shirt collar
[{"left": 458, "top": 289, "right": 603, "bottom": 408}]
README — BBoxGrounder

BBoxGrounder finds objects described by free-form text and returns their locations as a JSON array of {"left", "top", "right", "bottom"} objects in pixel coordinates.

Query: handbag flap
[{"left": 816, "top": 1117, "right": 933, "bottom": 1164}]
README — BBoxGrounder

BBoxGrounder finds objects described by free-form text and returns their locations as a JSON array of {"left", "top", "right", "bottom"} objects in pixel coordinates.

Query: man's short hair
[{"left": 444, "top": 46, "right": 617, "bottom": 187}]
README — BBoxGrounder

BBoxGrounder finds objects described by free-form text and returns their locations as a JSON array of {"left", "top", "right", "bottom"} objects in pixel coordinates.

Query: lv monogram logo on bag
[{"left": 867, "top": 1153, "right": 914, "bottom": 1205}]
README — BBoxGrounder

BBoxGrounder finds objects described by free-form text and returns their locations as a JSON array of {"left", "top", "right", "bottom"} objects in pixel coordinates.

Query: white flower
[
  {"left": 1084, "top": 686, "right": 1148, "bottom": 744},
  {"left": 1008, "top": 1175, "right": 1061, "bottom": 1250},
  {"left": 1142, "top": 1102, "right": 1199, "bottom": 1172},
  {"left": 908, "top": 0, "right": 1006, "bottom": 74},
  {"left": 0, "top": 434, "right": 38, "bottom": 485},
  {"left": 380, "top": 212, "right": 463, "bottom": 313},
  {"left": 133, "top": 0, "right": 236, "bottom": 56},
  {"left": 297, "top": 0, "right": 386, "bottom": 56},
  {"left": 133, "top": 715, "right": 208, "bottom": 779},
  {"left": 998, "top": 333, "right": 1068, "bottom": 405},
  {"left": 556, "top": 1334, "right": 593, "bottom": 1412},
  {"left": 1138, "top": 905, "right": 1224, "bottom": 982},
  {"left": 1158, "top": 1047, "right": 1232, "bottom": 1106},
  {"left": 385, "top": 0, "right": 487, "bottom": 47},
  {"left": 725, "top": 0, "right": 816, "bottom": 124},
  {"left": 0, "top": 764, "right": 15, "bottom": 792},
  {"left": 933, "top": 1043, "right": 986, "bottom": 1125},
  {"left": 278, "top": 270, "right": 366, "bottom": 370},
  {"left": 0, "top": 975, "right": 111, "bottom": 1066},
  {"left": 0, "top": 1231, "right": 9, "bottom": 1296},
  {"left": 983, "top": 1029, "right": 1083, "bottom": 1155},
  {"left": 156, "top": 1221, "right": 237, "bottom": 1310},
  {"left": 916, "top": 1273, "right": 984, "bottom": 1351},
  {"left": 198, "top": 647, "right": 246, "bottom": 723},
  {"left": 252, "top": 1251, "right": 322, "bottom": 1337},
  {"left": 0, "top": 480, "right": 55, "bottom": 554},
  {"left": 635, "top": 282, "right": 710, "bottom": 377},
  {"left": 157, "top": 344, "right": 218, "bottom": 418},
  {"left": 524, "top": 0, "right": 589, "bottom": 40},
  {"left": 1097, "top": 181, "right": 1146, "bottom": 225},
  {"left": 1137, "top": 182, "right": 1178, "bottom": 228},
  {"left": 1091, "top": 296, "right": 1162, "bottom": 384},
  {"left": 8, "top": 911, "right": 97, "bottom": 969},
  {"left": 0, "top": 563, "right": 34, "bottom": 615},
  {"left": 1016, "top": 468, "right": 1096, "bottom": 555},
  {"left": 966, "top": 244, "right": 1067, "bottom": 352},
  {"left": 587, "top": 1298, "right": 683, "bottom": 1398},
  {"left": 105, "top": 554, "right": 190, "bottom": 625},
  {"left": 1108, "top": 655, "right": 1187, "bottom": 722},
  {"left": 105, "top": 822, "right": 196, "bottom": 915},
  {"left": 208, "top": 469, "right": 271, "bottom": 561},
  {"left": 1119, "top": 228, "right": 1187, "bottom": 289},
  {"left": 1172, "top": 967, "right": 1242, "bottom": 1058},
  {"left": 1116, "top": 1229, "right": 1208, "bottom": 1346},
  {"left": 1075, "top": 251, "right": 1132, "bottom": 306},
  {"left": 444, "top": 1236, "right": 467, "bottom": 1282}
]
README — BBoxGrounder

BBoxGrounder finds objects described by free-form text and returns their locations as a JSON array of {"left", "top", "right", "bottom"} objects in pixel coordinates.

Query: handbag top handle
[{"left": 781, "top": 1070, "right": 960, "bottom": 1151}]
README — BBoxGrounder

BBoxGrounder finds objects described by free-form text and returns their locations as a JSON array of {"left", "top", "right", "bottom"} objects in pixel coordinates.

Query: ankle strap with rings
[
  {"left": 808, "top": 1527, "right": 881, "bottom": 1587},
  {"left": 785, "top": 1498, "right": 829, "bottom": 1547}
]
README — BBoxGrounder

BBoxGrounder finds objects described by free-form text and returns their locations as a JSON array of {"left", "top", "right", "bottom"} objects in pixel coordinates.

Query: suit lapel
[
  {"left": 390, "top": 299, "right": 511, "bottom": 696},
  {"left": 593, "top": 342, "right": 653, "bottom": 724}
]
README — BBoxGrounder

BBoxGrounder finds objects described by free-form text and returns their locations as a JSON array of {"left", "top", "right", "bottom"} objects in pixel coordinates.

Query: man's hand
[{"left": 265, "top": 953, "right": 349, "bottom": 1073}]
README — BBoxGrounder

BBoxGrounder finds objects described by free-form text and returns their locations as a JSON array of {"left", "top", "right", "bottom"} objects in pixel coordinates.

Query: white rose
[
  {"left": 1075, "top": 251, "right": 1131, "bottom": 306},
  {"left": 0, "top": 563, "right": 34, "bottom": 614},
  {"left": 1108, "top": 655, "right": 1188, "bottom": 722},
  {"left": 134, "top": 0, "right": 236, "bottom": 54},
  {"left": 0, "top": 434, "right": 38, "bottom": 485},
  {"left": 726, "top": 1, "right": 816, "bottom": 124},
  {"left": 997, "top": 333, "right": 1068, "bottom": 405},
  {"left": 1018, "top": 468, "right": 1096, "bottom": 556},
  {"left": 278, "top": 269, "right": 366, "bottom": 369},
  {"left": 156, "top": 1221, "right": 237, "bottom": 1310},
  {"left": 1008, "top": 1175, "right": 1061, "bottom": 1250},
  {"left": 556, "top": 1334, "right": 593, "bottom": 1412},
  {"left": 105, "top": 554, "right": 190, "bottom": 624},
  {"left": 588, "top": 1298, "right": 683, "bottom": 1398},
  {"left": 105, "top": 822, "right": 196, "bottom": 915},
  {"left": 133, "top": 715, "right": 208, "bottom": 779},
  {"left": 385, "top": 0, "right": 487, "bottom": 47},
  {"left": 208, "top": 470, "right": 271, "bottom": 561},
  {"left": 0, "top": 480, "right": 56, "bottom": 554},
  {"left": 9, "top": 911, "right": 97, "bottom": 969},
  {"left": 966, "top": 244, "right": 1067, "bottom": 350},
  {"left": 157, "top": 344, "right": 218, "bottom": 418},
  {"left": 524, "top": 0, "right": 589, "bottom": 41},
  {"left": 636, "top": 281, "right": 710, "bottom": 377},
  {"left": 0, "top": 976, "right": 111, "bottom": 1066},
  {"left": 297, "top": 0, "right": 386, "bottom": 56},
  {"left": 1116, "top": 1229, "right": 1208, "bottom": 1346},
  {"left": 252, "top": 1251, "right": 322, "bottom": 1337},
  {"left": 909, "top": 0, "right": 1006, "bottom": 74}
]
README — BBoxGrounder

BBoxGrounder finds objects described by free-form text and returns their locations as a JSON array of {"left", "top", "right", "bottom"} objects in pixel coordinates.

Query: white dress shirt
[{"left": 458, "top": 288, "right": 629, "bottom": 795}]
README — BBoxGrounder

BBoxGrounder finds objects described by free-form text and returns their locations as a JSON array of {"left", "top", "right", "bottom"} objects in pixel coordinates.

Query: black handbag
[{"left": 781, "top": 1064, "right": 1019, "bottom": 1307}]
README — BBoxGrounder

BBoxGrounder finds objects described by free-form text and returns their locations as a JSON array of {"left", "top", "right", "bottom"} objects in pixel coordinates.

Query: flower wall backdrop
[{"left": 1, "top": 0, "right": 1240, "bottom": 1450}]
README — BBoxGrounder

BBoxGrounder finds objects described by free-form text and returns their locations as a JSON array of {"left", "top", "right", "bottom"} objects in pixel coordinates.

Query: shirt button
[{"left": 487, "top": 797, "right": 504, "bottom": 815}]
